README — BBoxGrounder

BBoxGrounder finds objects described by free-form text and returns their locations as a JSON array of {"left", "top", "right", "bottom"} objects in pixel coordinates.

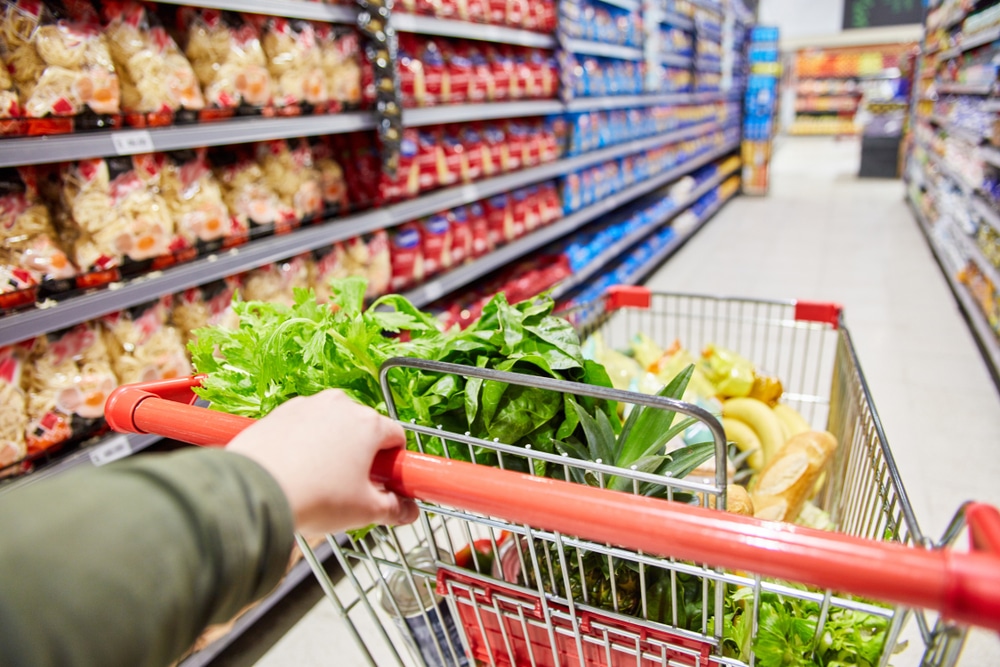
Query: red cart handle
[{"left": 105, "top": 378, "right": 1000, "bottom": 632}]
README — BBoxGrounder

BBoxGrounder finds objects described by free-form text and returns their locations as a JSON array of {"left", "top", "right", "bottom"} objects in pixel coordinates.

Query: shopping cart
[{"left": 105, "top": 287, "right": 1000, "bottom": 667}]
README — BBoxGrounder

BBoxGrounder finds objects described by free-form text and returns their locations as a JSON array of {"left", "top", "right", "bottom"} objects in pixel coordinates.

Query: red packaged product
[
  {"left": 447, "top": 206, "right": 473, "bottom": 265},
  {"left": 446, "top": 44, "right": 473, "bottom": 104},
  {"left": 465, "top": 201, "right": 492, "bottom": 258},
  {"left": 416, "top": 128, "right": 442, "bottom": 192},
  {"left": 420, "top": 213, "right": 453, "bottom": 277},
  {"left": 460, "top": 126, "right": 485, "bottom": 182},
  {"left": 487, "top": 0, "right": 507, "bottom": 25},
  {"left": 538, "top": 181, "right": 561, "bottom": 224},
  {"left": 540, "top": 118, "right": 563, "bottom": 163},
  {"left": 379, "top": 129, "right": 421, "bottom": 202},
  {"left": 506, "top": 0, "right": 529, "bottom": 27},
  {"left": 526, "top": 49, "right": 556, "bottom": 98},
  {"left": 522, "top": 122, "right": 543, "bottom": 168},
  {"left": 480, "top": 124, "right": 509, "bottom": 177},
  {"left": 505, "top": 47, "right": 532, "bottom": 99},
  {"left": 437, "top": 130, "right": 466, "bottom": 187},
  {"left": 504, "top": 123, "right": 525, "bottom": 172},
  {"left": 509, "top": 187, "right": 529, "bottom": 238},
  {"left": 484, "top": 45, "right": 512, "bottom": 101},
  {"left": 484, "top": 193, "right": 514, "bottom": 246},
  {"left": 390, "top": 223, "right": 424, "bottom": 290},
  {"left": 522, "top": 185, "right": 542, "bottom": 233},
  {"left": 420, "top": 39, "right": 451, "bottom": 106},
  {"left": 456, "top": 43, "right": 494, "bottom": 102},
  {"left": 397, "top": 34, "right": 426, "bottom": 108},
  {"left": 458, "top": 0, "right": 487, "bottom": 24},
  {"left": 437, "top": 0, "right": 459, "bottom": 19}
]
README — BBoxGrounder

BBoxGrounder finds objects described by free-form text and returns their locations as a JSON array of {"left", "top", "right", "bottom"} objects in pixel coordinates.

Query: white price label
[
  {"left": 110, "top": 130, "right": 154, "bottom": 155},
  {"left": 90, "top": 435, "right": 133, "bottom": 466}
]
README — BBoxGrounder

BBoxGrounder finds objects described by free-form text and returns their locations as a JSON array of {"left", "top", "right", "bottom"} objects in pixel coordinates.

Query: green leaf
[
  {"left": 617, "top": 365, "right": 694, "bottom": 466},
  {"left": 567, "top": 397, "right": 615, "bottom": 466}
]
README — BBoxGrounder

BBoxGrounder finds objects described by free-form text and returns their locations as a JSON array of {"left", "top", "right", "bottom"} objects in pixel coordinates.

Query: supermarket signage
[{"left": 842, "top": 0, "right": 924, "bottom": 30}]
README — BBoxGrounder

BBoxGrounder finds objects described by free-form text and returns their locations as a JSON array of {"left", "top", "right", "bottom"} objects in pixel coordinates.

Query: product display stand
[{"left": 906, "top": 0, "right": 1000, "bottom": 386}]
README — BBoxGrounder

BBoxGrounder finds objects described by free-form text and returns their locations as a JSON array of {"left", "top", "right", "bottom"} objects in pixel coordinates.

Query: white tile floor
[{"left": 251, "top": 137, "right": 1000, "bottom": 666}]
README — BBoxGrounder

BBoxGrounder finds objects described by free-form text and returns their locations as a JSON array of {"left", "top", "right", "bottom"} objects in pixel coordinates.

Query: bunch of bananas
[{"left": 721, "top": 398, "right": 811, "bottom": 471}]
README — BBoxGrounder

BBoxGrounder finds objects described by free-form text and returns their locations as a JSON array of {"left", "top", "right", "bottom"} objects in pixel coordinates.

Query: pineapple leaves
[
  {"left": 566, "top": 397, "right": 616, "bottom": 464},
  {"left": 616, "top": 365, "right": 695, "bottom": 466}
]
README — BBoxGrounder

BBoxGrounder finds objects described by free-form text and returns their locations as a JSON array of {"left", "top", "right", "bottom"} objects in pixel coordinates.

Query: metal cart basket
[{"left": 106, "top": 287, "right": 1000, "bottom": 667}]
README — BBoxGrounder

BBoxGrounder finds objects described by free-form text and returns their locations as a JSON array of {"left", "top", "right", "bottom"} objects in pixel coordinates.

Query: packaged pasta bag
[
  {"left": 342, "top": 231, "right": 391, "bottom": 298},
  {"left": 0, "top": 50, "right": 24, "bottom": 134},
  {"left": 315, "top": 23, "right": 361, "bottom": 111},
  {"left": 25, "top": 321, "right": 118, "bottom": 456},
  {"left": 257, "top": 139, "right": 323, "bottom": 222},
  {"left": 0, "top": 343, "right": 30, "bottom": 474},
  {"left": 172, "top": 276, "right": 241, "bottom": 345},
  {"left": 241, "top": 254, "right": 312, "bottom": 305},
  {"left": 252, "top": 15, "right": 326, "bottom": 114},
  {"left": 58, "top": 155, "right": 176, "bottom": 275},
  {"left": 212, "top": 145, "right": 295, "bottom": 237},
  {"left": 101, "top": 0, "right": 203, "bottom": 127},
  {"left": 0, "top": 0, "right": 121, "bottom": 131},
  {"left": 308, "top": 136, "right": 349, "bottom": 216},
  {"left": 312, "top": 242, "right": 349, "bottom": 303},
  {"left": 1, "top": 166, "right": 77, "bottom": 311},
  {"left": 176, "top": 7, "right": 273, "bottom": 114},
  {"left": 101, "top": 297, "right": 191, "bottom": 386},
  {"left": 161, "top": 148, "right": 244, "bottom": 253}
]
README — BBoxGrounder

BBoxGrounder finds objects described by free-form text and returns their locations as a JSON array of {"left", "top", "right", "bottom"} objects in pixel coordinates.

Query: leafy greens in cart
[{"left": 190, "top": 277, "right": 632, "bottom": 472}]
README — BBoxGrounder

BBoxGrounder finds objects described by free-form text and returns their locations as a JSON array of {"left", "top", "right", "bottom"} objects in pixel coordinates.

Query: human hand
[{"left": 226, "top": 390, "right": 419, "bottom": 535}]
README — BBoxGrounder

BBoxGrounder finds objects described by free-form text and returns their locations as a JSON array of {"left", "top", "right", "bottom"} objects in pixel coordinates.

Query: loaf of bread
[
  {"left": 699, "top": 484, "right": 754, "bottom": 516},
  {"left": 751, "top": 430, "right": 837, "bottom": 523}
]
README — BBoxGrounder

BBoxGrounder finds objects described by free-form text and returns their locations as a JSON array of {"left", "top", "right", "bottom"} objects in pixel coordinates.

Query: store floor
[{"left": 220, "top": 137, "right": 1000, "bottom": 666}]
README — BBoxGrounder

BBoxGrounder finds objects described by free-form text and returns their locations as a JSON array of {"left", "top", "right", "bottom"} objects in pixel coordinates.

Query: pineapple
[{"left": 528, "top": 364, "right": 717, "bottom": 619}]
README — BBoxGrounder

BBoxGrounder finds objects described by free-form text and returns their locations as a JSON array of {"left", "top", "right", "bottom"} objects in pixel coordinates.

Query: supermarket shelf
[
  {"left": 980, "top": 144, "right": 1000, "bottom": 169},
  {"left": 939, "top": 25, "right": 1000, "bottom": 61},
  {"left": 909, "top": 196, "right": 1000, "bottom": 382},
  {"left": 562, "top": 39, "right": 645, "bottom": 61},
  {"left": 564, "top": 90, "right": 736, "bottom": 111},
  {"left": 974, "top": 195, "right": 1000, "bottom": 235},
  {"left": 179, "top": 539, "right": 337, "bottom": 667},
  {"left": 0, "top": 121, "right": 725, "bottom": 345},
  {"left": 936, "top": 82, "right": 996, "bottom": 95},
  {"left": 403, "top": 100, "right": 564, "bottom": 126},
  {"left": 927, "top": 150, "right": 979, "bottom": 195},
  {"left": 695, "top": 58, "right": 723, "bottom": 73},
  {"left": 403, "top": 139, "right": 739, "bottom": 306},
  {"left": 0, "top": 113, "right": 376, "bottom": 168},
  {"left": 389, "top": 14, "right": 557, "bottom": 48},
  {"left": 929, "top": 115, "right": 983, "bottom": 144},
  {"left": 984, "top": 99, "right": 1000, "bottom": 113},
  {"left": 690, "top": 0, "right": 723, "bottom": 13},
  {"left": 627, "top": 192, "right": 731, "bottom": 286},
  {"left": 661, "top": 11, "right": 695, "bottom": 31},
  {"left": 593, "top": 0, "right": 641, "bottom": 11},
  {"left": 661, "top": 53, "right": 695, "bottom": 68},
  {"left": 153, "top": 0, "right": 355, "bottom": 22},
  {"left": 959, "top": 232, "right": 1000, "bottom": 291},
  {"left": 550, "top": 161, "right": 738, "bottom": 299},
  {"left": 0, "top": 432, "right": 160, "bottom": 496}
]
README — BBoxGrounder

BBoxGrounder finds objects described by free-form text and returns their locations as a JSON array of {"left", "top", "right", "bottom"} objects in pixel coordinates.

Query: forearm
[{"left": 0, "top": 448, "right": 294, "bottom": 667}]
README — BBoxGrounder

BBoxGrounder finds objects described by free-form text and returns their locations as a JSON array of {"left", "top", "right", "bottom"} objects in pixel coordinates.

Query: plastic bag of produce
[
  {"left": 699, "top": 343, "right": 755, "bottom": 398},
  {"left": 102, "top": 0, "right": 204, "bottom": 123},
  {"left": 0, "top": 166, "right": 76, "bottom": 309},
  {"left": 58, "top": 154, "right": 175, "bottom": 273},
  {"left": 25, "top": 321, "right": 118, "bottom": 456},
  {"left": 0, "top": 0, "right": 120, "bottom": 123},
  {"left": 177, "top": 7, "right": 272, "bottom": 112},
  {"left": 102, "top": 297, "right": 191, "bottom": 385}
]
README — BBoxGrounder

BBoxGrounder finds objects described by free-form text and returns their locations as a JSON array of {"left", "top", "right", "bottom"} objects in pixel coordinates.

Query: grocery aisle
[{"left": 239, "top": 136, "right": 1000, "bottom": 667}]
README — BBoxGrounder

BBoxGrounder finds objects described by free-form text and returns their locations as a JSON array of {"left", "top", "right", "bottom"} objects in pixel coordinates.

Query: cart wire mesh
[{"left": 301, "top": 289, "right": 973, "bottom": 667}]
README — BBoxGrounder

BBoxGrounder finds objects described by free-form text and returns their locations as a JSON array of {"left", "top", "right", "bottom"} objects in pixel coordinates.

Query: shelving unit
[
  {"left": 907, "top": 0, "right": 1000, "bottom": 385},
  {"left": 0, "top": 0, "right": 751, "bottom": 659}
]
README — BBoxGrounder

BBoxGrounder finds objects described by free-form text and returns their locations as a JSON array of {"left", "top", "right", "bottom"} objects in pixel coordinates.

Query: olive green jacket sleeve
[{"left": 0, "top": 448, "right": 295, "bottom": 667}]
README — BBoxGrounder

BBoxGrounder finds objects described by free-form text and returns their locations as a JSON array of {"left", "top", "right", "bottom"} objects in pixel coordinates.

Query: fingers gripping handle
[{"left": 106, "top": 380, "right": 1000, "bottom": 632}]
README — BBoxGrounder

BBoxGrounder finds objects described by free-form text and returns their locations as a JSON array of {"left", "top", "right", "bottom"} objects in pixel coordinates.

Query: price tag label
[
  {"left": 90, "top": 435, "right": 133, "bottom": 466},
  {"left": 111, "top": 130, "right": 155, "bottom": 155}
]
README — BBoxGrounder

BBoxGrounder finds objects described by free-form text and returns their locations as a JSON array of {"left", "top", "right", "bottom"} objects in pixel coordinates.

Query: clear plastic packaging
[
  {"left": 343, "top": 231, "right": 391, "bottom": 298},
  {"left": 0, "top": 0, "right": 121, "bottom": 128},
  {"left": 57, "top": 154, "right": 176, "bottom": 273},
  {"left": 0, "top": 49, "right": 23, "bottom": 129},
  {"left": 172, "top": 276, "right": 241, "bottom": 346},
  {"left": 101, "top": 297, "right": 192, "bottom": 385},
  {"left": 25, "top": 321, "right": 118, "bottom": 456},
  {"left": 0, "top": 166, "right": 77, "bottom": 309},
  {"left": 0, "top": 343, "right": 29, "bottom": 472},
  {"left": 160, "top": 148, "right": 242, "bottom": 251},
  {"left": 102, "top": 0, "right": 203, "bottom": 125},
  {"left": 253, "top": 15, "right": 326, "bottom": 113},
  {"left": 212, "top": 146, "right": 295, "bottom": 236},
  {"left": 177, "top": 7, "right": 273, "bottom": 113},
  {"left": 257, "top": 138, "right": 323, "bottom": 221},
  {"left": 241, "top": 254, "right": 312, "bottom": 305},
  {"left": 316, "top": 23, "right": 361, "bottom": 110},
  {"left": 309, "top": 135, "right": 349, "bottom": 216}
]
